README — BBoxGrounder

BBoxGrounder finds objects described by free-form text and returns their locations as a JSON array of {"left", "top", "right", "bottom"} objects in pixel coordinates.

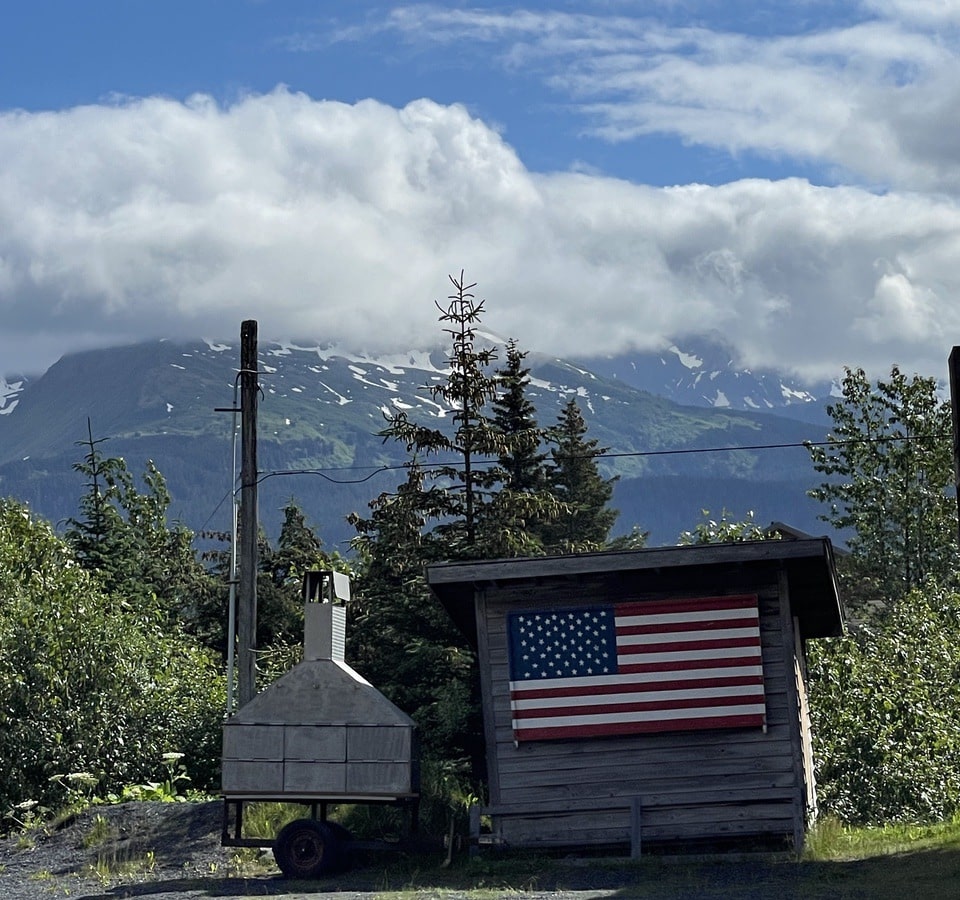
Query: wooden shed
[{"left": 426, "top": 538, "right": 844, "bottom": 853}]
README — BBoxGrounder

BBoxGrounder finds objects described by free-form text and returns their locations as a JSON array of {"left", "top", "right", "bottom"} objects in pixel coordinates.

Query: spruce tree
[
  {"left": 380, "top": 272, "right": 500, "bottom": 553},
  {"left": 66, "top": 423, "right": 212, "bottom": 623},
  {"left": 348, "top": 462, "right": 477, "bottom": 764},
  {"left": 543, "top": 397, "right": 619, "bottom": 551},
  {"left": 491, "top": 339, "right": 548, "bottom": 494}
]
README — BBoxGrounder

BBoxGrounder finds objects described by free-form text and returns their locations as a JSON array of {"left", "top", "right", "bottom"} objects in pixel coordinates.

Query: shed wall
[{"left": 477, "top": 562, "right": 808, "bottom": 849}]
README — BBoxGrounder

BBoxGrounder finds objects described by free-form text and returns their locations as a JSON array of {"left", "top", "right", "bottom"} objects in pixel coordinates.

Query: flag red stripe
[
  {"left": 617, "top": 615, "right": 759, "bottom": 636},
  {"left": 616, "top": 595, "right": 758, "bottom": 617},
  {"left": 618, "top": 651, "right": 761, "bottom": 673},
  {"left": 511, "top": 674, "right": 763, "bottom": 701},
  {"left": 619, "top": 635, "right": 760, "bottom": 653},
  {"left": 515, "top": 694, "right": 765, "bottom": 719}
]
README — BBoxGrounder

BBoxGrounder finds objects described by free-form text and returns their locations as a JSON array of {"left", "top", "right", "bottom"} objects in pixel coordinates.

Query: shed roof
[{"left": 427, "top": 537, "right": 844, "bottom": 643}]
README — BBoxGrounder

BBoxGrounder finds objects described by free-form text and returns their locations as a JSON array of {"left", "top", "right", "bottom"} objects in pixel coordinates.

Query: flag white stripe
[
  {"left": 509, "top": 664, "right": 763, "bottom": 693},
  {"left": 618, "top": 645, "right": 762, "bottom": 666},
  {"left": 618, "top": 626, "right": 761, "bottom": 647},
  {"left": 512, "top": 703, "right": 767, "bottom": 731},
  {"left": 616, "top": 608, "right": 759, "bottom": 628},
  {"left": 512, "top": 684, "right": 764, "bottom": 711}
]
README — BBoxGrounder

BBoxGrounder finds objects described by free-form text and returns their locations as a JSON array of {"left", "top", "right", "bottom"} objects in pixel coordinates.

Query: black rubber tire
[{"left": 273, "top": 818, "right": 340, "bottom": 879}]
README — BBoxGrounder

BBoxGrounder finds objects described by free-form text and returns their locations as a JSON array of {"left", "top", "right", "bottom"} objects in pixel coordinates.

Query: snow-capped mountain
[
  {"left": 0, "top": 337, "right": 833, "bottom": 549},
  {"left": 581, "top": 334, "right": 832, "bottom": 424}
]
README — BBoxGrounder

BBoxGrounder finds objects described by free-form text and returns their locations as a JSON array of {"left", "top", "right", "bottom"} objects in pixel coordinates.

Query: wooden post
[
  {"left": 949, "top": 348, "right": 960, "bottom": 548},
  {"left": 238, "top": 320, "right": 259, "bottom": 707},
  {"left": 630, "top": 796, "right": 642, "bottom": 859}
]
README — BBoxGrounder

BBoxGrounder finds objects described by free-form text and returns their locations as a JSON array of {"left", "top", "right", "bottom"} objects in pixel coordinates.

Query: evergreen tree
[
  {"left": 66, "top": 424, "right": 213, "bottom": 624},
  {"left": 257, "top": 501, "right": 348, "bottom": 652},
  {"left": 195, "top": 501, "right": 346, "bottom": 669},
  {"left": 491, "top": 339, "right": 548, "bottom": 494},
  {"left": 66, "top": 429, "right": 138, "bottom": 591},
  {"left": 806, "top": 365, "right": 958, "bottom": 609},
  {"left": 379, "top": 272, "right": 558, "bottom": 560},
  {"left": 349, "top": 274, "right": 564, "bottom": 773},
  {"left": 381, "top": 271, "right": 505, "bottom": 557},
  {"left": 543, "top": 398, "right": 619, "bottom": 551},
  {"left": 347, "top": 462, "right": 478, "bottom": 766}
]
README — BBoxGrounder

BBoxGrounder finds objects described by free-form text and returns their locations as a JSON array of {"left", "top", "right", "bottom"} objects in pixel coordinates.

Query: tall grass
[{"left": 805, "top": 813, "right": 960, "bottom": 860}]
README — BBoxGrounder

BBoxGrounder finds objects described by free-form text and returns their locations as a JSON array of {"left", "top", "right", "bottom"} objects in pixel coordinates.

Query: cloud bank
[{"left": 1, "top": 86, "right": 959, "bottom": 382}]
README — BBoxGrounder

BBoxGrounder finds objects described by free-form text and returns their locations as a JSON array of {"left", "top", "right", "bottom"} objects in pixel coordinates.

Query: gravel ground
[
  {"left": 0, "top": 801, "right": 631, "bottom": 900},
  {"left": 5, "top": 800, "right": 957, "bottom": 900}
]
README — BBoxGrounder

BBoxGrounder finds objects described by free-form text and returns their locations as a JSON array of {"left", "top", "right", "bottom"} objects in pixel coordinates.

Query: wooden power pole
[
  {"left": 949, "top": 347, "right": 960, "bottom": 548},
  {"left": 238, "top": 320, "right": 259, "bottom": 707}
]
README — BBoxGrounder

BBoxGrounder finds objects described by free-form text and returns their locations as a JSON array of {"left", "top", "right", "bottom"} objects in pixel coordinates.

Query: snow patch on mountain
[
  {"left": 668, "top": 346, "right": 703, "bottom": 370},
  {"left": 273, "top": 341, "right": 450, "bottom": 378},
  {"left": 0, "top": 377, "right": 23, "bottom": 416},
  {"left": 318, "top": 381, "right": 351, "bottom": 405},
  {"left": 782, "top": 384, "right": 816, "bottom": 403}
]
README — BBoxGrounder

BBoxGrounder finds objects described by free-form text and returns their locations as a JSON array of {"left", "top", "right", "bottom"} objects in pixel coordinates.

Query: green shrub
[
  {"left": 0, "top": 499, "right": 225, "bottom": 818},
  {"left": 808, "top": 584, "right": 960, "bottom": 824}
]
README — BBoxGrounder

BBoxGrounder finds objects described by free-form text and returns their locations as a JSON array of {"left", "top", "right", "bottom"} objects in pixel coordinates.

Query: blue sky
[{"left": 2, "top": 1, "right": 960, "bottom": 383}]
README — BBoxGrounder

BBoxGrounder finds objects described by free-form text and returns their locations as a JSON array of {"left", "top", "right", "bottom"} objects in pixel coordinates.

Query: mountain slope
[
  {"left": 580, "top": 333, "right": 833, "bottom": 424},
  {"left": 0, "top": 339, "right": 835, "bottom": 549}
]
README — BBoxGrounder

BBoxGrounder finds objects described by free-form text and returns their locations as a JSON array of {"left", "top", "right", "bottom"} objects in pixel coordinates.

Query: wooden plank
[
  {"left": 427, "top": 539, "right": 832, "bottom": 584},
  {"left": 495, "top": 759, "right": 798, "bottom": 790},
  {"left": 485, "top": 783, "right": 800, "bottom": 817},
  {"left": 477, "top": 589, "right": 505, "bottom": 806},
  {"left": 631, "top": 797, "right": 641, "bottom": 858},
  {"left": 491, "top": 723, "right": 796, "bottom": 757},
  {"left": 778, "top": 568, "right": 807, "bottom": 851},
  {"left": 496, "top": 775, "right": 799, "bottom": 806},
  {"left": 493, "top": 734, "right": 797, "bottom": 765},
  {"left": 496, "top": 803, "right": 797, "bottom": 848},
  {"left": 492, "top": 723, "right": 797, "bottom": 763},
  {"left": 794, "top": 615, "right": 817, "bottom": 819}
]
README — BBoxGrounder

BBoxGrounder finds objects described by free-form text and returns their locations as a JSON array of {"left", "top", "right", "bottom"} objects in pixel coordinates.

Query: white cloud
[
  {"left": 364, "top": 4, "right": 960, "bottom": 194},
  {"left": 1, "top": 90, "right": 959, "bottom": 382}
]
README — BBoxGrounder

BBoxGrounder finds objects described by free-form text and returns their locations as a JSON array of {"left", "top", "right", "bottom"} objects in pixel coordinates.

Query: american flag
[{"left": 507, "top": 595, "right": 765, "bottom": 741}]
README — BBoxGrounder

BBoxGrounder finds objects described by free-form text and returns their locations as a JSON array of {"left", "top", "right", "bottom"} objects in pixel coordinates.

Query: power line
[{"left": 200, "top": 430, "right": 950, "bottom": 525}]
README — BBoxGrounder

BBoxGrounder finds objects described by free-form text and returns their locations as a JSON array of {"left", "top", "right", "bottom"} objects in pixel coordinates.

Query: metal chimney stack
[{"left": 302, "top": 570, "right": 350, "bottom": 661}]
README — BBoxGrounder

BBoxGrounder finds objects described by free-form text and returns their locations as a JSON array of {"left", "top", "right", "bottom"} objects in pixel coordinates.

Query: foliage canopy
[{"left": 0, "top": 498, "right": 224, "bottom": 817}]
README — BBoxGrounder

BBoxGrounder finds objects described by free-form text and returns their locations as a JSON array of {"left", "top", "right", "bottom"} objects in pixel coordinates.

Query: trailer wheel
[{"left": 274, "top": 819, "right": 339, "bottom": 878}]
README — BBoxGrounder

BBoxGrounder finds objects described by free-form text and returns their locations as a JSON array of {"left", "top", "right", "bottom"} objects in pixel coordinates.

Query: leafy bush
[
  {"left": 808, "top": 584, "right": 960, "bottom": 824},
  {"left": 0, "top": 499, "right": 225, "bottom": 818}
]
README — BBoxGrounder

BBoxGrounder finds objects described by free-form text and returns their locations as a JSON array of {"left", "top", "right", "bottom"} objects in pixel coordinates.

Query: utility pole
[
  {"left": 238, "top": 320, "right": 259, "bottom": 707},
  {"left": 949, "top": 347, "right": 960, "bottom": 547}
]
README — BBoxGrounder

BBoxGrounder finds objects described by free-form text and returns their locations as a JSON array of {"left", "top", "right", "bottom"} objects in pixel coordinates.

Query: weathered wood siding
[{"left": 476, "top": 562, "right": 807, "bottom": 849}]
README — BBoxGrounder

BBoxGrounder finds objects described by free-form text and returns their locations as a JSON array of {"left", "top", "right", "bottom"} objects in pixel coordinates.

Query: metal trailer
[{"left": 220, "top": 571, "right": 422, "bottom": 878}]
